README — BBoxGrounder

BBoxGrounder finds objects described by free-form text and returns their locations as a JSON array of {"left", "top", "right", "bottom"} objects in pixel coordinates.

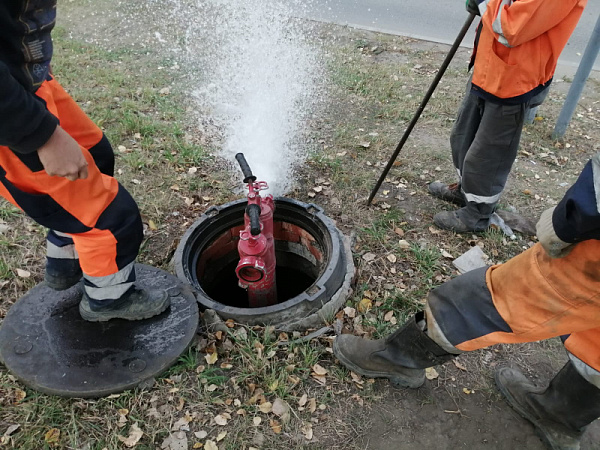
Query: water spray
[{"left": 234, "top": 153, "right": 277, "bottom": 307}]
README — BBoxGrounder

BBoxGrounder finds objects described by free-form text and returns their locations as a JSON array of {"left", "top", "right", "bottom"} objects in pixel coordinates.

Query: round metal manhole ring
[
  {"left": 174, "top": 197, "right": 355, "bottom": 329},
  {"left": 0, "top": 264, "right": 199, "bottom": 398}
]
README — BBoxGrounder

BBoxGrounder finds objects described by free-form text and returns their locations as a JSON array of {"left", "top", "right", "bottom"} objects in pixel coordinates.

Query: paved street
[{"left": 293, "top": 0, "right": 599, "bottom": 71}]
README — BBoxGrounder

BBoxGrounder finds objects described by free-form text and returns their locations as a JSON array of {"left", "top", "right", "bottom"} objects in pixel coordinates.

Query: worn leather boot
[
  {"left": 428, "top": 182, "right": 466, "bottom": 207},
  {"left": 79, "top": 287, "right": 170, "bottom": 322},
  {"left": 333, "top": 312, "right": 454, "bottom": 388},
  {"left": 495, "top": 362, "right": 600, "bottom": 450}
]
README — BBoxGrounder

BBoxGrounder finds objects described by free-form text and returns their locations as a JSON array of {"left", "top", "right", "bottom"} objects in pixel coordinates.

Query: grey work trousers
[{"left": 450, "top": 79, "right": 549, "bottom": 229}]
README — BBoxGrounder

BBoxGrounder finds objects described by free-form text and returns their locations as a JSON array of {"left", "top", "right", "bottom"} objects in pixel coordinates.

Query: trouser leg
[
  {"left": 450, "top": 77, "right": 482, "bottom": 178},
  {"left": 426, "top": 240, "right": 600, "bottom": 373},
  {"left": 457, "top": 100, "right": 526, "bottom": 228},
  {"left": 0, "top": 77, "right": 142, "bottom": 305}
]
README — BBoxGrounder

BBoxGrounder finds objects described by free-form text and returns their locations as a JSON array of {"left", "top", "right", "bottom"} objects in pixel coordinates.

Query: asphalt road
[{"left": 293, "top": 0, "right": 600, "bottom": 71}]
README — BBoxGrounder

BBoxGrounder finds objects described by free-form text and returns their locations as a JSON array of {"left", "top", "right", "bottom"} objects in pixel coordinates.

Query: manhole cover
[{"left": 0, "top": 264, "right": 199, "bottom": 398}]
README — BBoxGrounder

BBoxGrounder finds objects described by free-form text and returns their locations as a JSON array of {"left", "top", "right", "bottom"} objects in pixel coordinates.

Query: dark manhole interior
[{"left": 197, "top": 221, "right": 324, "bottom": 308}]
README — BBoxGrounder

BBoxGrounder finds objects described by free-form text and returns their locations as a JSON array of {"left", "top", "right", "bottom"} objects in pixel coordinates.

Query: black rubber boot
[
  {"left": 333, "top": 312, "right": 454, "bottom": 388},
  {"left": 44, "top": 258, "right": 83, "bottom": 291},
  {"left": 495, "top": 363, "right": 600, "bottom": 450},
  {"left": 79, "top": 287, "right": 170, "bottom": 322},
  {"left": 428, "top": 182, "right": 466, "bottom": 207}
]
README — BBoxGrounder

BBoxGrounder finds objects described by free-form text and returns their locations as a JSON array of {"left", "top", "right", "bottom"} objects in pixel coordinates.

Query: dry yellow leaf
[
  {"left": 44, "top": 428, "right": 60, "bottom": 446},
  {"left": 205, "top": 352, "right": 218, "bottom": 365},
  {"left": 258, "top": 401, "right": 273, "bottom": 413},
  {"left": 357, "top": 298, "right": 372, "bottom": 313},
  {"left": 270, "top": 419, "right": 282, "bottom": 434}
]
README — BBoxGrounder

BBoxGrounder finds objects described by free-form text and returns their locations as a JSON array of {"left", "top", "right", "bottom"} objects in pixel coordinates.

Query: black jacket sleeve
[
  {"left": 553, "top": 153, "right": 600, "bottom": 243},
  {"left": 0, "top": 61, "right": 58, "bottom": 154}
]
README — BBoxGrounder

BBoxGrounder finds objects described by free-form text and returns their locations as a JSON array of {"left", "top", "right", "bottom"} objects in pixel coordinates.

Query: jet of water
[{"left": 167, "top": 0, "right": 325, "bottom": 195}]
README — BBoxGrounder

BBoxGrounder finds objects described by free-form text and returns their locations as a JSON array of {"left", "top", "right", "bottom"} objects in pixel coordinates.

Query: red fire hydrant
[{"left": 235, "top": 153, "right": 277, "bottom": 307}]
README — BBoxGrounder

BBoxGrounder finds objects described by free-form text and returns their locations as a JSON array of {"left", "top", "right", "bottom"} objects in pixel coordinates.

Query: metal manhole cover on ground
[{"left": 0, "top": 264, "right": 199, "bottom": 398}]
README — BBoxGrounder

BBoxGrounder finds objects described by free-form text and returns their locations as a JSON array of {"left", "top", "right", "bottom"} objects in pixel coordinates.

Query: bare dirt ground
[{"left": 1, "top": 1, "right": 600, "bottom": 449}]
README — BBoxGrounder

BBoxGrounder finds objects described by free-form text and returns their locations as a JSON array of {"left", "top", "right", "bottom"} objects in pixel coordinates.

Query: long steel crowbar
[{"left": 367, "top": 13, "right": 476, "bottom": 206}]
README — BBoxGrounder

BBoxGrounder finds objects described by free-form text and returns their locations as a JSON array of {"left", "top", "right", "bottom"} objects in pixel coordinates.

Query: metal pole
[
  {"left": 553, "top": 14, "right": 600, "bottom": 139},
  {"left": 367, "top": 13, "right": 476, "bottom": 206}
]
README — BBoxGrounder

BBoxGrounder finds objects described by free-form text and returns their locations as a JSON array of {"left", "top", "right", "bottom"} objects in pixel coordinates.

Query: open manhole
[{"left": 175, "top": 197, "right": 354, "bottom": 330}]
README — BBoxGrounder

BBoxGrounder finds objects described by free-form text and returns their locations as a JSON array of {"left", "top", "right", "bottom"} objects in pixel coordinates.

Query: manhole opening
[{"left": 196, "top": 221, "right": 325, "bottom": 308}]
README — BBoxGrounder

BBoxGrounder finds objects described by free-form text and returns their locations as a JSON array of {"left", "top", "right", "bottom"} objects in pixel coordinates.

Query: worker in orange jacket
[
  {"left": 0, "top": 1, "right": 169, "bottom": 321},
  {"left": 334, "top": 152, "right": 600, "bottom": 449},
  {"left": 429, "top": 0, "right": 587, "bottom": 233}
]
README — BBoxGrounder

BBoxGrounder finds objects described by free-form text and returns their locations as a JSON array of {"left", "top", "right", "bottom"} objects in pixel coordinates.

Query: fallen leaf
[
  {"left": 386, "top": 254, "right": 397, "bottom": 263},
  {"left": 394, "top": 228, "right": 405, "bottom": 237},
  {"left": 343, "top": 306, "right": 356, "bottom": 318},
  {"left": 357, "top": 298, "right": 372, "bottom": 313},
  {"left": 312, "top": 364, "right": 328, "bottom": 376},
  {"left": 16, "top": 269, "right": 30, "bottom": 278},
  {"left": 425, "top": 367, "right": 439, "bottom": 380},
  {"left": 195, "top": 431, "right": 208, "bottom": 439},
  {"left": 225, "top": 319, "right": 235, "bottom": 328},
  {"left": 308, "top": 398, "right": 317, "bottom": 413},
  {"left": 270, "top": 419, "right": 282, "bottom": 434},
  {"left": 398, "top": 240, "right": 411, "bottom": 250},
  {"left": 441, "top": 250, "right": 453, "bottom": 259},
  {"left": 258, "top": 402, "right": 273, "bottom": 414},
  {"left": 384, "top": 311, "right": 395, "bottom": 322},
  {"left": 453, "top": 360, "right": 468, "bottom": 371},
  {"left": 214, "top": 414, "right": 228, "bottom": 426},
  {"left": 463, "top": 388, "right": 472, "bottom": 395},
  {"left": 350, "top": 372, "right": 364, "bottom": 385},
  {"left": 298, "top": 394, "right": 308, "bottom": 407},
  {"left": 272, "top": 398, "right": 291, "bottom": 423},
  {"left": 301, "top": 423, "right": 313, "bottom": 440},
  {"left": 118, "top": 423, "right": 143, "bottom": 448},
  {"left": 216, "top": 431, "right": 227, "bottom": 442},
  {"left": 205, "top": 440, "right": 218, "bottom": 450},
  {"left": 44, "top": 428, "right": 60, "bottom": 447},
  {"left": 362, "top": 252, "right": 376, "bottom": 262},
  {"left": 148, "top": 220, "right": 158, "bottom": 230},
  {"left": 205, "top": 352, "right": 218, "bottom": 365},
  {"left": 253, "top": 417, "right": 262, "bottom": 426}
]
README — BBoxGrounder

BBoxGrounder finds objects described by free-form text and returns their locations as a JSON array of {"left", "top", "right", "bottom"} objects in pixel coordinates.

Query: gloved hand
[
  {"left": 536, "top": 206, "right": 574, "bottom": 258},
  {"left": 465, "top": 0, "right": 480, "bottom": 16}
]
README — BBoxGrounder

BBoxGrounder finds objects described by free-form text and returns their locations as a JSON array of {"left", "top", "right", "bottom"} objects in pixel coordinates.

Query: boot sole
[
  {"left": 494, "top": 368, "right": 580, "bottom": 450},
  {"left": 333, "top": 338, "right": 425, "bottom": 389},
  {"left": 79, "top": 296, "right": 171, "bottom": 322}
]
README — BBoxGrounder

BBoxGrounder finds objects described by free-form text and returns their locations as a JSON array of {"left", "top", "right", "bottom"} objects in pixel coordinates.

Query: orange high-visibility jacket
[{"left": 473, "top": 0, "right": 587, "bottom": 101}]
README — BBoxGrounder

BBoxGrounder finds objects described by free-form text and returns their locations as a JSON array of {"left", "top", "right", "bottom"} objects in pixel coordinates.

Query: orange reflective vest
[{"left": 472, "top": 0, "right": 587, "bottom": 101}]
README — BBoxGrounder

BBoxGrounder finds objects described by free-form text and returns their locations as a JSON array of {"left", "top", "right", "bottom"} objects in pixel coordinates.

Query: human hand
[
  {"left": 536, "top": 206, "right": 574, "bottom": 258},
  {"left": 465, "top": 0, "right": 480, "bottom": 16},
  {"left": 37, "top": 126, "right": 88, "bottom": 181}
]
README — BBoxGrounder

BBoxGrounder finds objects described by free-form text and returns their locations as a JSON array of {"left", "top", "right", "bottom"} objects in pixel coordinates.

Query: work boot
[
  {"left": 428, "top": 182, "right": 466, "bottom": 207},
  {"left": 333, "top": 312, "right": 454, "bottom": 388},
  {"left": 45, "top": 258, "right": 83, "bottom": 291},
  {"left": 79, "top": 287, "right": 170, "bottom": 322},
  {"left": 434, "top": 209, "right": 489, "bottom": 233},
  {"left": 495, "top": 363, "right": 600, "bottom": 450}
]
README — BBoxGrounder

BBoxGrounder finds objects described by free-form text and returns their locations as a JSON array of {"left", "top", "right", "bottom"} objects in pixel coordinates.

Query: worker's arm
[
  {"left": 553, "top": 153, "right": 600, "bottom": 244},
  {"left": 537, "top": 152, "right": 600, "bottom": 257},
  {"left": 0, "top": 61, "right": 58, "bottom": 153},
  {"left": 0, "top": 62, "right": 88, "bottom": 180},
  {"left": 484, "top": 0, "right": 581, "bottom": 48}
]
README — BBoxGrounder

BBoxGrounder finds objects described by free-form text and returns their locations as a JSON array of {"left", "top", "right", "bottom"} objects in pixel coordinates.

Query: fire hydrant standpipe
[{"left": 235, "top": 153, "right": 278, "bottom": 308}]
